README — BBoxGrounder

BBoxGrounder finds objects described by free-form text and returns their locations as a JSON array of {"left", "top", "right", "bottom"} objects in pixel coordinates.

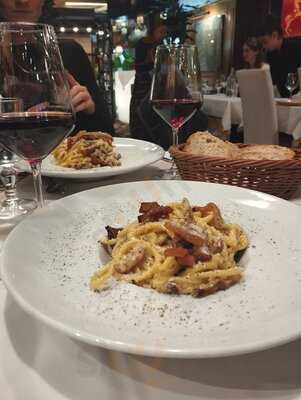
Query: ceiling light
[
  {"left": 73, "top": 27, "right": 79, "bottom": 32},
  {"left": 65, "top": 2, "right": 107, "bottom": 8},
  {"left": 97, "top": 30, "right": 104, "bottom": 35},
  {"left": 86, "top": 27, "right": 92, "bottom": 33},
  {"left": 60, "top": 27, "right": 66, "bottom": 33}
]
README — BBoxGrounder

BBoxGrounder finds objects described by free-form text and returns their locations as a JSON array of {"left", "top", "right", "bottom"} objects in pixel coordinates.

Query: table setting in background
[
  {"left": 2, "top": 21, "right": 301, "bottom": 400},
  {"left": 203, "top": 93, "right": 301, "bottom": 139}
]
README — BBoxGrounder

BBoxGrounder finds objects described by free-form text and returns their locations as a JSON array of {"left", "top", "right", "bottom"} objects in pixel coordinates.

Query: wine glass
[
  {"left": 0, "top": 22, "right": 75, "bottom": 208},
  {"left": 220, "top": 74, "right": 227, "bottom": 94},
  {"left": 215, "top": 79, "right": 222, "bottom": 95},
  {"left": 286, "top": 72, "right": 298, "bottom": 99},
  {"left": 150, "top": 44, "right": 203, "bottom": 179},
  {"left": 0, "top": 97, "right": 37, "bottom": 222}
]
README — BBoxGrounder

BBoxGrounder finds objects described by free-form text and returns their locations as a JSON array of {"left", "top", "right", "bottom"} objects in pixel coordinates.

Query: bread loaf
[
  {"left": 239, "top": 145, "right": 295, "bottom": 160},
  {"left": 183, "top": 132, "right": 295, "bottom": 161},
  {"left": 184, "top": 131, "right": 239, "bottom": 159}
]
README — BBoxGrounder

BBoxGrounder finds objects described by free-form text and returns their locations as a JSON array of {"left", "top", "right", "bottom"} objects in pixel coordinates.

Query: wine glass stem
[
  {"left": 172, "top": 127, "right": 179, "bottom": 146},
  {"left": 30, "top": 160, "right": 44, "bottom": 208},
  {"left": 1, "top": 168, "right": 18, "bottom": 206},
  {"left": 168, "top": 127, "right": 180, "bottom": 179}
]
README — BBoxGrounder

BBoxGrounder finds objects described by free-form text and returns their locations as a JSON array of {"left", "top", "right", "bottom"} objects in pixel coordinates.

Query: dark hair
[
  {"left": 259, "top": 14, "right": 283, "bottom": 37},
  {"left": 243, "top": 37, "right": 264, "bottom": 68},
  {"left": 149, "top": 13, "right": 167, "bottom": 34}
]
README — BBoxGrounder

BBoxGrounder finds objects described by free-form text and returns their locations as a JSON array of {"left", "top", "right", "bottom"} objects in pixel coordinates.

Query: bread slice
[
  {"left": 238, "top": 145, "right": 295, "bottom": 161},
  {"left": 184, "top": 131, "right": 239, "bottom": 159}
]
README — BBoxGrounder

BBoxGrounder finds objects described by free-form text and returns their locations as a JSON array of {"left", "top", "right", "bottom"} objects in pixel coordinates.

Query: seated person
[
  {"left": 130, "top": 16, "right": 167, "bottom": 140},
  {"left": 0, "top": 0, "right": 114, "bottom": 134},
  {"left": 259, "top": 14, "right": 301, "bottom": 97},
  {"left": 243, "top": 37, "right": 269, "bottom": 69}
]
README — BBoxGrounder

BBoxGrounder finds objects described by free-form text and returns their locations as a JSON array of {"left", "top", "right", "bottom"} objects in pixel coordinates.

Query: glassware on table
[
  {"left": 0, "top": 22, "right": 75, "bottom": 208},
  {"left": 150, "top": 44, "right": 203, "bottom": 179},
  {"left": 0, "top": 98, "right": 36, "bottom": 223},
  {"left": 215, "top": 79, "right": 222, "bottom": 94},
  {"left": 202, "top": 80, "right": 211, "bottom": 94},
  {"left": 225, "top": 68, "right": 238, "bottom": 97},
  {"left": 220, "top": 74, "right": 227, "bottom": 93},
  {"left": 285, "top": 72, "right": 298, "bottom": 98}
]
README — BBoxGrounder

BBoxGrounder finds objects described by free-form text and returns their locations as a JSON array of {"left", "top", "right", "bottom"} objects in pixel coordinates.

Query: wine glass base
[
  {"left": 0, "top": 198, "right": 37, "bottom": 223},
  {"left": 161, "top": 166, "right": 182, "bottom": 180}
]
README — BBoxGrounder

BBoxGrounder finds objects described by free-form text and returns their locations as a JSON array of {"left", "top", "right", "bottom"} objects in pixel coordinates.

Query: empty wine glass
[
  {"left": 0, "top": 98, "right": 36, "bottom": 223},
  {"left": 220, "top": 74, "right": 227, "bottom": 94},
  {"left": 215, "top": 79, "right": 222, "bottom": 94},
  {"left": 150, "top": 44, "right": 203, "bottom": 179},
  {"left": 0, "top": 22, "right": 75, "bottom": 208},
  {"left": 286, "top": 72, "right": 298, "bottom": 98}
]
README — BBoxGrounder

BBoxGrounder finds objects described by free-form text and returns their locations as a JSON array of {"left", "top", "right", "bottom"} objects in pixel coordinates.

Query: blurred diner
[
  {"left": 130, "top": 13, "right": 208, "bottom": 149},
  {"left": 0, "top": 0, "right": 114, "bottom": 134},
  {"left": 242, "top": 37, "right": 269, "bottom": 70},
  {"left": 260, "top": 14, "right": 301, "bottom": 97}
]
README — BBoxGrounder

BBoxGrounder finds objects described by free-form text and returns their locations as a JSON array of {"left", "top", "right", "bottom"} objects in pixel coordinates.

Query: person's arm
[
  {"left": 266, "top": 52, "right": 287, "bottom": 97},
  {"left": 60, "top": 40, "right": 114, "bottom": 134}
]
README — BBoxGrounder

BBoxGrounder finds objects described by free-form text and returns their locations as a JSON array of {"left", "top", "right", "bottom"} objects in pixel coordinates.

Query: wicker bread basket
[{"left": 169, "top": 144, "right": 301, "bottom": 199}]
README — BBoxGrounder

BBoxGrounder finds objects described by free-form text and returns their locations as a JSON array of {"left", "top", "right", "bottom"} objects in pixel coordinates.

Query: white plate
[
  {"left": 18, "top": 138, "right": 164, "bottom": 180},
  {"left": 2, "top": 181, "right": 301, "bottom": 358}
]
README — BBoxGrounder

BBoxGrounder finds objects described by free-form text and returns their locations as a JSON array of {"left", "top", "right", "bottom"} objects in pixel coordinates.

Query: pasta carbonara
[
  {"left": 53, "top": 131, "right": 121, "bottom": 169},
  {"left": 90, "top": 199, "right": 249, "bottom": 298}
]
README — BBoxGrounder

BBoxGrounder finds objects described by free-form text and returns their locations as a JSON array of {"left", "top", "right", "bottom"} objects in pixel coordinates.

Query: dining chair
[{"left": 237, "top": 69, "right": 278, "bottom": 144}]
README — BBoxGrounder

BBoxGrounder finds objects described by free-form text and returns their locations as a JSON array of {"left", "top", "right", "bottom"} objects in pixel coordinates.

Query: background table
[
  {"left": 203, "top": 94, "right": 301, "bottom": 139},
  {"left": 1, "top": 161, "right": 301, "bottom": 399}
]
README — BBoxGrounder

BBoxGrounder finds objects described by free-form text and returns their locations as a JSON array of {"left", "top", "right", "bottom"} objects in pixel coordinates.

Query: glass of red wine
[
  {"left": 0, "top": 98, "right": 37, "bottom": 223},
  {"left": 0, "top": 22, "right": 75, "bottom": 208},
  {"left": 150, "top": 44, "right": 202, "bottom": 179}
]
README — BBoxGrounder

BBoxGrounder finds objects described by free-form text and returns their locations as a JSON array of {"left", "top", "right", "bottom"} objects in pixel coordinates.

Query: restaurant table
[
  {"left": 1, "top": 160, "right": 301, "bottom": 400},
  {"left": 203, "top": 94, "right": 301, "bottom": 139}
]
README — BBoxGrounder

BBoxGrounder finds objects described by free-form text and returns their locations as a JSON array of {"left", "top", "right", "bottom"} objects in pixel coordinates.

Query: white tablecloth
[
  {"left": 203, "top": 94, "right": 301, "bottom": 139},
  {"left": 1, "top": 162, "right": 301, "bottom": 399}
]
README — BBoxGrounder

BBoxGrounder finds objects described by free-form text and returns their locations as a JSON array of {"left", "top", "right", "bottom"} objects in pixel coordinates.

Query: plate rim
[
  {"left": 2, "top": 180, "right": 301, "bottom": 358},
  {"left": 18, "top": 137, "right": 164, "bottom": 179}
]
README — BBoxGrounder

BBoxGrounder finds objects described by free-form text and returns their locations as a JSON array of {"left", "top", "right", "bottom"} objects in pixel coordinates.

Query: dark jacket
[
  {"left": 137, "top": 94, "right": 208, "bottom": 150},
  {"left": 59, "top": 39, "right": 114, "bottom": 134},
  {"left": 266, "top": 37, "right": 301, "bottom": 97}
]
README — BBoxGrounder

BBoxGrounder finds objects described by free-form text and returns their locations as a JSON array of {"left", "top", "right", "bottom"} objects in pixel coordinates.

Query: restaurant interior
[
  {"left": 3, "top": 1, "right": 301, "bottom": 399},
  {"left": 49, "top": 0, "right": 284, "bottom": 131}
]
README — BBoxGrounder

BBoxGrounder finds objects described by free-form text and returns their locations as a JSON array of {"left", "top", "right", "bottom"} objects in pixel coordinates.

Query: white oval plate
[
  {"left": 18, "top": 138, "right": 164, "bottom": 180},
  {"left": 2, "top": 181, "right": 301, "bottom": 358}
]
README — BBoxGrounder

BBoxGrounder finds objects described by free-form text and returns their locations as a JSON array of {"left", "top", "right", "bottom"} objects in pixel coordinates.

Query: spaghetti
[
  {"left": 53, "top": 131, "right": 121, "bottom": 169},
  {"left": 90, "top": 199, "right": 249, "bottom": 298}
]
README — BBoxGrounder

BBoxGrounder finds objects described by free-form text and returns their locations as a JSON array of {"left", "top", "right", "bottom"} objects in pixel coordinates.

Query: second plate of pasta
[{"left": 18, "top": 137, "right": 164, "bottom": 180}]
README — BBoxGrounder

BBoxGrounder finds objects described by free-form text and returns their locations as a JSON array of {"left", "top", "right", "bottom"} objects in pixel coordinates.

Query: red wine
[
  {"left": 151, "top": 99, "right": 202, "bottom": 129},
  {"left": 0, "top": 111, "right": 74, "bottom": 162}
]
